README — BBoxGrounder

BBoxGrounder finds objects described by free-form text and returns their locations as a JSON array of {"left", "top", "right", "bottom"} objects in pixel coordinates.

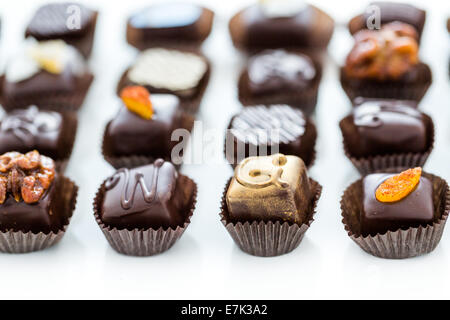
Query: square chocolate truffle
[
  {"left": 103, "top": 87, "right": 190, "bottom": 165},
  {"left": 25, "top": 2, "right": 98, "bottom": 58},
  {"left": 1, "top": 38, "right": 93, "bottom": 111},
  {"left": 0, "top": 151, "right": 65, "bottom": 234},
  {"left": 226, "top": 154, "right": 312, "bottom": 224},
  {"left": 226, "top": 105, "right": 316, "bottom": 168},
  {"left": 126, "top": 3, "right": 214, "bottom": 50},
  {"left": 100, "top": 160, "right": 195, "bottom": 230},
  {"left": 340, "top": 99, "right": 433, "bottom": 158},
  {"left": 0, "top": 106, "right": 77, "bottom": 162},
  {"left": 361, "top": 172, "right": 434, "bottom": 236},
  {"left": 117, "top": 48, "right": 210, "bottom": 114},
  {"left": 238, "top": 50, "right": 322, "bottom": 114},
  {"left": 349, "top": 2, "right": 426, "bottom": 40},
  {"left": 229, "top": 1, "right": 334, "bottom": 53}
]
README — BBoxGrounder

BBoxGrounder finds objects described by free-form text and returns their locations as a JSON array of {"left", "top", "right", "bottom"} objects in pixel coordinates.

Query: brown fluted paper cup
[
  {"left": 93, "top": 175, "right": 197, "bottom": 256},
  {"left": 341, "top": 172, "right": 450, "bottom": 259},
  {"left": 0, "top": 176, "right": 78, "bottom": 254},
  {"left": 220, "top": 178, "right": 322, "bottom": 257}
]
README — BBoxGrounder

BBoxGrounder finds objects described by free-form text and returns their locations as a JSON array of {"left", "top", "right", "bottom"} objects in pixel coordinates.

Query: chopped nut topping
[
  {"left": 0, "top": 150, "right": 55, "bottom": 204},
  {"left": 345, "top": 22, "right": 419, "bottom": 80}
]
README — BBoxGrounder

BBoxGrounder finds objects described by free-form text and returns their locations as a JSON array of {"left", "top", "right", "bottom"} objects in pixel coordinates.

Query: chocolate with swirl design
[
  {"left": 0, "top": 106, "right": 77, "bottom": 161},
  {"left": 101, "top": 160, "right": 194, "bottom": 230},
  {"left": 225, "top": 105, "right": 316, "bottom": 167}
]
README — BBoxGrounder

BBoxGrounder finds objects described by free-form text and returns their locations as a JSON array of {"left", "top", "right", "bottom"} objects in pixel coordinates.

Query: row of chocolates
[{"left": 0, "top": 149, "right": 447, "bottom": 260}]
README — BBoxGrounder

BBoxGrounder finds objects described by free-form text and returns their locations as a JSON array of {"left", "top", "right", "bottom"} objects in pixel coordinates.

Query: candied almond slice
[{"left": 376, "top": 167, "right": 422, "bottom": 203}]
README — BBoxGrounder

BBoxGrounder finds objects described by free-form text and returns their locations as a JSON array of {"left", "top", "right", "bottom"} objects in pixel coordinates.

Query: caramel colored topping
[
  {"left": 29, "top": 40, "right": 66, "bottom": 74},
  {"left": 376, "top": 167, "right": 422, "bottom": 203},
  {"left": 345, "top": 22, "right": 419, "bottom": 80},
  {"left": 120, "top": 86, "right": 153, "bottom": 120},
  {"left": 0, "top": 150, "right": 55, "bottom": 204}
]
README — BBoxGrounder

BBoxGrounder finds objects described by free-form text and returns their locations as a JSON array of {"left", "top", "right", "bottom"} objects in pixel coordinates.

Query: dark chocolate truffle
[
  {"left": 340, "top": 99, "right": 433, "bottom": 158},
  {"left": 0, "top": 151, "right": 65, "bottom": 233},
  {"left": 126, "top": 3, "right": 214, "bottom": 50},
  {"left": 103, "top": 92, "right": 189, "bottom": 163},
  {"left": 361, "top": 172, "right": 434, "bottom": 236},
  {"left": 116, "top": 48, "right": 210, "bottom": 114},
  {"left": 229, "top": 2, "right": 334, "bottom": 53},
  {"left": 25, "top": 2, "right": 98, "bottom": 58},
  {"left": 349, "top": 2, "right": 426, "bottom": 40},
  {"left": 100, "top": 160, "right": 195, "bottom": 230},
  {"left": 0, "top": 106, "right": 77, "bottom": 162},
  {"left": 238, "top": 50, "right": 321, "bottom": 114},
  {"left": 226, "top": 105, "right": 316, "bottom": 167},
  {"left": 1, "top": 39, "right": 93, "bottom": 111},
  {"left": 340, "top": 22, "right": 432, "bottom": 102}
]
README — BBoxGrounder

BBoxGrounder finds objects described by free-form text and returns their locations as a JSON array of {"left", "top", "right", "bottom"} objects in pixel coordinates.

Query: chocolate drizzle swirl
[
  {"left": 1, "top": 106, "right": 60, "bottom": 147},
  {"left": 105, "top": 159, "right": 165, "bottom": 210}
]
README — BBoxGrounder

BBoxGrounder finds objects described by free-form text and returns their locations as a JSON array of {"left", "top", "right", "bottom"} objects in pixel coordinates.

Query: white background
[{"left": 0, "top": 0, "right": 449, "bottom": 300}]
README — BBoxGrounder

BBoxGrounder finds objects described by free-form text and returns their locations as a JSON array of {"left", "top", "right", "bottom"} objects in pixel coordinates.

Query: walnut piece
[
  {"left": 0, "top": 150, "right": 55, "bottom": 204},
  {"left": 345, "top": 22, "right": 419, "bottom": 80}
]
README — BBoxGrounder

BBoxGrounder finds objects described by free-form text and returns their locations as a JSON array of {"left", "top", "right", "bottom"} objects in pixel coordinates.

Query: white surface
[{"left": 0, "top": 0, "right": 449, "bottom": 300}]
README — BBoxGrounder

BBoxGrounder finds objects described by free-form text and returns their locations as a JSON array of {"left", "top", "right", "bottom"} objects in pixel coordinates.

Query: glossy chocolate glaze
[
  {"left": 341, "top": 99, "right": 431, "bottom": 158},
  {"left": 226, "top": 105, "right": 316, "bottom": 167},
  {"left": 230, "top": 4, "right": 334, "bottom": 51},
  {"left": 247, "top": 50, "right": 316, "bottom": 95},
  {"left": 126, "top": 3, "right": 214, "bottom": 49},
  {"left": 361, "top": 173, "right": 434, "bottom": 236},
  {"left": 349, "top": 2, "right": 426, "bottom": 38},
  {"left": 0, "top": 174, "right": 64, "bottom": 233},
  {"left": 0, "top": 106, "right": 74, "bottom": 160},
  {"left": 104, "top": 94, "right": 182, "bottom": 158},
  {"left": 101, "top": 160, "right": 193, "bottom": 230}
]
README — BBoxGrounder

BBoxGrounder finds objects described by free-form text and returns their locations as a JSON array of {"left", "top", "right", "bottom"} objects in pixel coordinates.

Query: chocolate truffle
[
  {"left": 25, "top": 2, "right": 98, "bottom": 58},
  {"left": 103, "top": 86, "right": 191, "bottom": 167},
  {"left": 0, "top": 106, "right": 77, "bottom": 163},
  {"left": 1, "top": 38, "right": 93, "bottom": 111},
  {"left": 117, "top": 48, "right": 210, "bottom": 114},
  {"left": 126, "top": 3, "right": 214, "bottom": 50},
  {"left": 238, "top": 50, "right": 321, "bottom": 114},
  {"left": 226, "top": 105, "right": 316, "bottom": 168},
  {"left": 0, "top": 150, "right": 65, "bottom": 233},
  {"left": 229, "top": 1, "right": 334, "bottom": 53},
  {"left": 340, "top": 99, "right": 433, "bottom": 158},
  {"left": 100, "top": 159, "right": 195, "bottom": 230},
  {"left": 361, "top": 170, "right": 434, "bottom": 236},
  {"left": 348, "top": 2, "right": 426, "bottom": 40},
  {"left": 226, "top": 154, "right": 312, "bottom": 224},
  {"left": 340, "top": 22, "right": 432, "bottom": 102}
]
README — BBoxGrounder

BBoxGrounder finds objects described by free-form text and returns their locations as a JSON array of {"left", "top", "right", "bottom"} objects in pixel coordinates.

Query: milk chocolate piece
[
  {"left": 25, "top": 2, "right": 98, "bottom": 58},
  {"left": 238, "top": 50, "right": 321, "bottom": 113},
  {"left": 126, "top": 3, "right": 214, "bottom": 50},
  {"left": 349, "top": 2, "right": 426, "bottom": 40},
  {"left": 226, "top": 105, "right": 316, "bottom": 167},
  {"left": 340, "top": 99, "right": 432, "bottom": 158},
  {"left": 0, "top": 106, "right": 77, "bottom": 161},
  {"left": 103, "top": 94, "right": 186, "bottom": 159},
  {"left": 361, "top": 173, "right": 434, "bottom": 236},
  {"left": 101, "top": 160, "right": 195, "bottom": 230},
  {"left": 226, "top": 154, "right": 311, "bottom": 224},
  {"left": 229, "top": 3, "right": 334, "bottom": 53}
]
